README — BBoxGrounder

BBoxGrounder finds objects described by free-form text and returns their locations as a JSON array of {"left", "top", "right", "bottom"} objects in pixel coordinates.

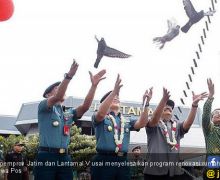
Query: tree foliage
[{"left": 0, "top": 125, "right": 96, "bottom": 173}]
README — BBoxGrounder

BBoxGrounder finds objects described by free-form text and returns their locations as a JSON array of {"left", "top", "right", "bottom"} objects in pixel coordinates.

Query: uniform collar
[
  {"left": 62, "top": 105, "right": 66, "bottom": 112},
  {"left": 109, "top": 111, "right": 121, "bottom": 117}
]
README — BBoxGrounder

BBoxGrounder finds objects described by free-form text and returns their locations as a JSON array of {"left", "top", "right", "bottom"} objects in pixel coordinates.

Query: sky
[{"left": 0, "top": 0, "right": 219, "bottom": 116}]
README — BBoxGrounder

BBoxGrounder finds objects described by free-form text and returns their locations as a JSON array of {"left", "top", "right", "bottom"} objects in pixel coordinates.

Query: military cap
[
  {"left": 43, "top": 81, "right": 61, "bottom": 98},
  {"left": 100, "top": 91, "right": 112, "bottom": 103},
  {"left": 14, "top": 141, "right": 25, "bottom": 146},
  {"left": 132, "top": 146, "right": 141, "bottom": 152}
]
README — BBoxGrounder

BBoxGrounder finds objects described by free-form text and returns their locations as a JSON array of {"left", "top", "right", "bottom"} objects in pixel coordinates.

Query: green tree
[
  {"left": 69, "top": 125, "right": 96, "bottom": 173},
  {"left": 0, "top": 135, "right": 25, "bottom": 156},
  {"left": 0, "top": 125, "right": 96, "bottom": 176},
  {"left": 24, "top": 135, "right": 39, "bottom": 161},
  {"left": 0, "top": 125, "right": 96, "bottom": 174}
]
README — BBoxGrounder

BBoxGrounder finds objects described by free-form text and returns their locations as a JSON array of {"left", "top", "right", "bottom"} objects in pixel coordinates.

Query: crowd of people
[{"left": 2, "top": 61, "right": 220, "bottom": 180}]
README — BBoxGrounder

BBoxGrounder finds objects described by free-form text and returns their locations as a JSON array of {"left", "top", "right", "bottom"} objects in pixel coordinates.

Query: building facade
[
  {"left": 14, "top": 96, "right": 205, "bottom": 155},
  {"left": 0, "top": 115, "right": 21, "bottom": 137}
]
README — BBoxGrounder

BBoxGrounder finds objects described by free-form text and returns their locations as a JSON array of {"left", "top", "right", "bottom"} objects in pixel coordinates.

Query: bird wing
[
  {"left": 167, "top": 20, "right": 177, "bottom": 33},
  {"left": 104, "top": 46, "right": 131, "bottom": 58},
  {"left": 182, "top": 0, "right": 198, "bottom": 19},
  {"left": 168, "top": 28, "right": 180, "bottom": 40},
  {"left": 167, "top": 20, "right": 173, "bottom": 29},
  {"left": 95, "top": 35, "right": 99, "bottom": 43},
  {"left": 167, "top": 20, "right": 173, "bottom": 33}
]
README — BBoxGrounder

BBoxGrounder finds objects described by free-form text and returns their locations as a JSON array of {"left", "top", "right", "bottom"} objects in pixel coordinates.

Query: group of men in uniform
[
  {"left": 35, "top": 61, "right": 220, "bottom": 180},
  {"left": 3, "top": 61, "right": 219, "bottom": 180}
]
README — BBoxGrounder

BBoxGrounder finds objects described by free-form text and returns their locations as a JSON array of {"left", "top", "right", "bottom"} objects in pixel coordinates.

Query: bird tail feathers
[
  {"left": 181, "top": 21, "right": 192, "bottom": 33},
  {"left": 94, "top": 59, "right": 100, "bottom": 68}
]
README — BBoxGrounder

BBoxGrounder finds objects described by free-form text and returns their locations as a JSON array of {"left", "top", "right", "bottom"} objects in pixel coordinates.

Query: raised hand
[
  {"left": 207, "top": 78, "right": 214, "bottom": 98},
  {"left": 162, "top": 87, "right": 171, "bottom": 103},
  {"left": 89, "top": 69, "right": 106, "bottom": 86},
  {"left": 143, "top": 87, "right": 153, "bottom": 105},
  {"left": 67, "top": 59, "right": 79, "bottom": 77},
  {"left": 192, "top": 91, "right": 209, "bottom": 106},
  {"left": 112, "top": 74, "right": 123, "bottom": 96}
]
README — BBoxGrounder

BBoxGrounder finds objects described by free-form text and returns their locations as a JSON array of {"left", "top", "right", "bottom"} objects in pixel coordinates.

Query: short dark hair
[{"left": 166, "top": 99, "right": 175, "bottom": 109}]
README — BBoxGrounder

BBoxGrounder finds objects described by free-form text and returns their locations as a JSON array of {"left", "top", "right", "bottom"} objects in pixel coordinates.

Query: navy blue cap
[
  {"left": 100, "top": 91, "right": 112, "bottom": 103},
  {"left": 14, "top": 141, "right": 25, "bottom": 146},
  {"left": 132, "top": 146, "right": 141, "bottom": 152},
  {"left": 166, "top": 99, "right": 175, "bottom": 109},
  {"left": 43, "top": 81, "right": 61, "bottom": 98}
]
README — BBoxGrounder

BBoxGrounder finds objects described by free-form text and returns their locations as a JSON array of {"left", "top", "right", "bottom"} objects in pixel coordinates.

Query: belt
[
  {"left": 38, "top": 147, "right": 68, "bottom": 154},
  {"left": 97, "top": 150, "right": 127, "bottom": 157}
]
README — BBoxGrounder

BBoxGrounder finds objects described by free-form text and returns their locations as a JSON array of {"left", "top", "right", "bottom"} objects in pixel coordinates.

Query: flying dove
[
  {"left": 94, "top": 36, "right": 131, "bottom": 68},
  {"left": 181, "top": 0, "right": 215, "bottom": 33},
  {"left": 153, "top": 20, "right": 180, "bottom": 49}
]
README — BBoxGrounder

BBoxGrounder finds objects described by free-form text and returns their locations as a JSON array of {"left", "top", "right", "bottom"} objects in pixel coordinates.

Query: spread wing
[
  {"left": 95, "top": 35, "right": 99, "bottom": 43},
  {"left": 104, "top": 46, "right": 131, "bottom": 58},
  {"left": 167, "top": 20, "right": 173, "bottom": 33},
  {"left": 183, "top": 0, "right": 198, "bottom": 19},
  {"left": 167, "top": 20, "right": 177, "bottom": 33}
]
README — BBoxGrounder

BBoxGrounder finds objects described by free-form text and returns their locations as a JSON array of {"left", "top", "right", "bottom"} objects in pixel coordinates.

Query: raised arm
[
  {"left": 134, "top": 87, "right": 153, "bottom": 129},
  {"left": 47, "top": 60, "right": 79, "bottom": 107},
  {"left": 95, "top": 74, "right": 123, "bottom": 122},
  {"left": 76, "top": 69, "right": 106, "bottom": 118},
  {"left": 148, "top": 88, "right": 170, "bottom": 127},
  {"left": 202, "top": 78, "right": 214, "bottom": 133},
  {"left": 183, "top": 91, "right": 208, "bottom": 131}
]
